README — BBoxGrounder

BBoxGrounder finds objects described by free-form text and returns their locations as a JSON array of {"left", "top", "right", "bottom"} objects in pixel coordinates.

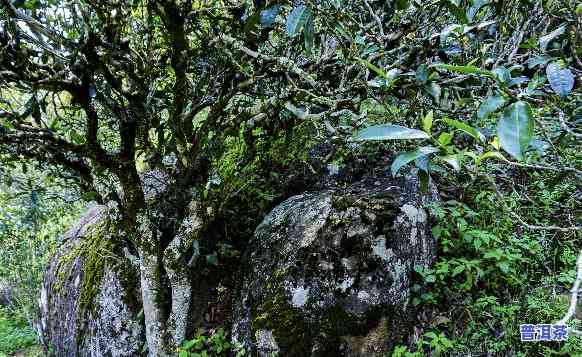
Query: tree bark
[
  {"left": 163, "top": 201, "right": 205, "bottom": 348},
  {"left": 136, "top": 212, "right": 170, "bottom": 357},
  {"left": 139, "top": 251, "right": 170, "bottom": 357}
]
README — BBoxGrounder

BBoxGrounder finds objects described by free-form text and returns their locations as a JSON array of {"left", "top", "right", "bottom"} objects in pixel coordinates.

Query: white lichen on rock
[{"left": 290, "top": 285, "right": 310, "bottom": 308}]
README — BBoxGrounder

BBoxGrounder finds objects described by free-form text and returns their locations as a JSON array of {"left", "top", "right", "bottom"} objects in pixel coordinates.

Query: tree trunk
[
  {"left": 163, "top": 201, "right": 205, "bottom": 348},
  {"left": 139, "top": 251, "right": 170, "bottom": 357},
  {"left": 136, "top": 212, "right": 171, "bottom": 357},
  {"left": 135, "top": 201, "right": 207, "bottom": 355}
]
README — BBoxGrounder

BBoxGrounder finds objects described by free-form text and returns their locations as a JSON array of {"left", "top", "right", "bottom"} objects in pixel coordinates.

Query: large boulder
[
  {"left": 232, "top": 174, "right": 437, "bottom": 356},
  {"left": 38, "top": 205, "right": 144, "bottom": 357}
]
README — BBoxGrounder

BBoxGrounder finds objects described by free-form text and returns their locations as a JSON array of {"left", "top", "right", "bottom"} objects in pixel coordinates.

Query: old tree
[{"left": 1, "top": 0, "right": 581, "bottom": 355}]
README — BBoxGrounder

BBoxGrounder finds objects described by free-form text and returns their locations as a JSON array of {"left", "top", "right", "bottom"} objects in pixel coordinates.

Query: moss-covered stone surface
[
  {"left": 232, "top": 174, "right": 438, "bottom": 356},
  {"left": 39, "top": 206, "right": 144, "bottom": 357}
]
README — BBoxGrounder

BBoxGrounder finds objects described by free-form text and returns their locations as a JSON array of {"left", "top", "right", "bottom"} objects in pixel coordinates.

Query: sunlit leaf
[
  {"left": 354, "top": 124, "right": 430, "bottom": 141},
  {"left": 440, "top": 153, "right": 463, "bottom": 172},
  {"left": 438, "top": 132, "right": 454, "bottom": 147},
  {"left": 422, "top": 111, "right": 433, "bottom": 134},
  {"left": 492, "top": 66, "right": 511, "bottom": 85},
  {"left": 475, "top": 151, "right": 506, "bottom": 166},
  {"left": 443, "top": 118, "right": 485, "bottom": 142},
  {"left": 391, "top": 146, "right": 440, "bottom": 176}
]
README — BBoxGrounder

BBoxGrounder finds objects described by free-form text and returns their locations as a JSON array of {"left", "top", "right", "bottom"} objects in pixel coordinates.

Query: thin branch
[
  {"left": 221, "top": 34, "right": 318, "bottom": 88},
  {"left": 483, "top": 175, "right": 582, "bottom": 232},
  {"left": 363, "top": 0, "right": 385, "bottom": 39}
]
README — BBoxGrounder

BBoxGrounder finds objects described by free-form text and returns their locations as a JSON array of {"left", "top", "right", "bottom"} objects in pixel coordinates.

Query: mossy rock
[
  {"left": 39, "top": 206, "right": 144, "bottom": 357},
  {"left": 232, "top": 174, "right": 437, "bottom": 356}
]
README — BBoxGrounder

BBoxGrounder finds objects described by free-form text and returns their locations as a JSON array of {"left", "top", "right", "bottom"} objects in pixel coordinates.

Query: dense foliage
[{"left": 0, "top": 0, "right": 580, "bottom": 355}]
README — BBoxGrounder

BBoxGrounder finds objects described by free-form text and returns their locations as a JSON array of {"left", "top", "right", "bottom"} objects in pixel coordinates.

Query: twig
[
  {"left": 483, "top": 175, "right": 582, "bottom": 232},
  {"left": 363, "top": 0, "right": 385, "bottom": 39},
  {"left": 559, "top": 111, "right": 582, "bottom": 139},
  {"left": 221, "top": 34, "right": 318, "bottom": 88}
]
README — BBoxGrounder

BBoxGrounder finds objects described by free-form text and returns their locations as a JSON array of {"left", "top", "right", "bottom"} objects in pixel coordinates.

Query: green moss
[
  {"left": 251, "top": 271, "right": 312, "bottom": 355},
  {"left": 54, "top": 219, "right": 113, "bottom": 317},
  {"left": 77, "top": 223, "right": 112, "bottom": 315},
  {"left": 250, "top": 269, "right": 398, "bottom": 356}
]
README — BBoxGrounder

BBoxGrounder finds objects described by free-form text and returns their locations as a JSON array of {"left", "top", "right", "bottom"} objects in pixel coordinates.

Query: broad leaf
[
  {"left": 391, "top": 146, "right": 440, "bottom": 176},
  {"left": 478, "top": 95, "right": 506, "bottom": 119},
  {"left": 539, "top": 25, "right": 566, "bottom": 51},
  {"left": 416, "top": 64, "right": 429, "bottom": 83},
  {"left": 443, "top": 118, "right": 485, "bottom": 142},
  {"left": 438, "top": 132, "right": 454, "bottom": 147},
  {"left": 260, "top": 5, "right": 281, "bottom": 27},
  {"left": 492, "top": 66, "right": 511, "bottom": 85},
  {"left": 497, "top": 101, "right": 534, "bottom": 161},
  {"left": 440, "top": 153, "right": 462, "bottom": 172},
  {"left": 527, "top": 55, "right": 553, "bottom": 68},
  {"left": 354, "top": 124, "right": 430, "bottom": 141},
  {"left": 546, "top": 62, "right": 574, "bottom": 97},
  {"left": 286, "top": 5, "right": 311, "bottom": 37}
]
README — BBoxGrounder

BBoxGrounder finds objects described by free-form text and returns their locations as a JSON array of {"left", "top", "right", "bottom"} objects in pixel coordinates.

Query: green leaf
[
  {"left": 539, "top": 25, "right": 566, "bottom": 51},
  {"left": 358, "top": 59, "right": 389, "bottom": 80},
  {"left": 23, "top": 0, "right": 41, "bottom": 9},
  {"left": 546, "top": 62, "right": 574, "bottom": 97},
  {"left": 416, "top": 64, "right": 429, "bottom": 83},
  {"left": 452, "top": 265, "right": 465, "bottom": 277},
  {"left": 422, "top": 111, "right": 433, "bottom": 134},
  {"left": 70, "top": 131, "right": 85, "bottom": 144},
  {"left": 442, "top": 118, "right": 485, "bottom": 142},
  {"left": 183, "top": 339, "right": 197, "bottom": 350},
  {"left": 286, "top": 5, "right": 311, "bottom": 37},
  {"left": 260, "top": 5, "right": 280, "bottom": 27},
  {"left": 206, "top": 254, "right": 219, "bottom": 266},
  {"left": 475, "top": 151, "right": 506, "bottom": 166},
  {"left": 179, "top": 351, "right": 188, "bottom": 357},
  {"left": 477, "top": 95, "right": 506, "bottom": 119},
  {"left": 354, "top": 124, "right": 430, "bottom": 141},
  {"left": 0, "top": 116, "right": 14, "bottom": 129},
  {"left": 498, "top": 262, "right": 510, "bottom": 274},
  {"left": 497, "top": 101, "right": 534, "bottom": 161},
  {"left": 438, "top": 132, "right": 454, "bottom": 147},
  {"left": 492, "top": 66, "right": 511, "bottom": 85},
  {"left": 425, "top": 82, "right": 441, "bottom": 102},
  {"left": 303, "top": 15, "right": 315, "bottom": 53},
  {"left": 395, "top": 0, "right": 410, "bottom": 10},
  {"left": 442, "top": 0, "right": 469, "bottom": 24},
  {"left": 432, "top": 63, "right": 494, "bottom": 78},
  {"left": 440, "top": 153, "right": 462, "bottom": 172},
  {"left": 391, "top": 146, "right": 440, "bottom": 176},
  {"left": 527, "top": 55, "right": 553, "bottom": 68}
]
